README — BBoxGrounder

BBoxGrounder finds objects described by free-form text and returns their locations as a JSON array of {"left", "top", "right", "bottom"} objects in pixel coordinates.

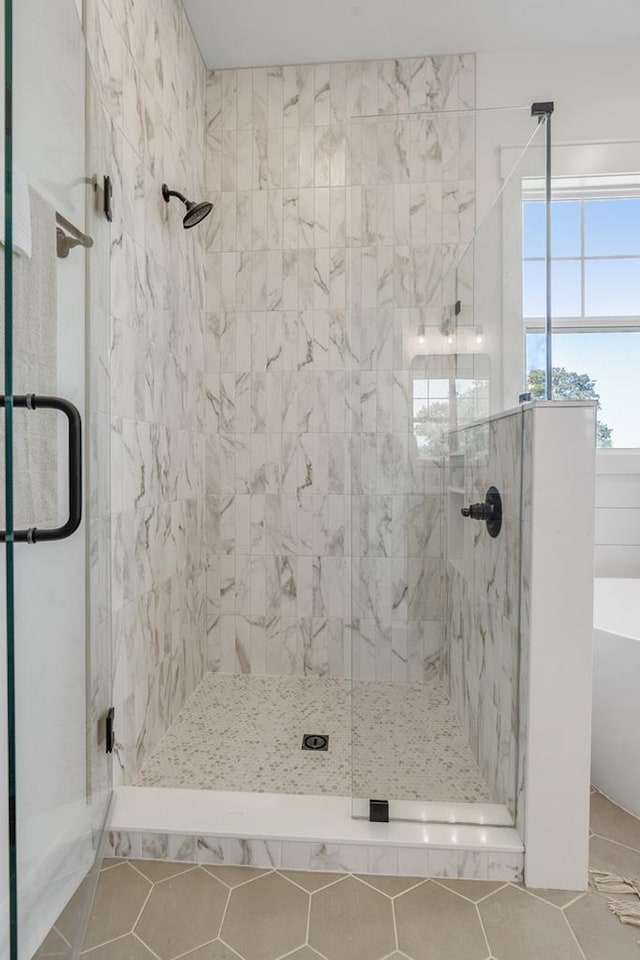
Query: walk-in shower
[{"left": 3, "top": 6, "right": 579, "bottom": 955}]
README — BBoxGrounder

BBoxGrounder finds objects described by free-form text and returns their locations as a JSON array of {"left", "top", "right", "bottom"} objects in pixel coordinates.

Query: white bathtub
[{"left": 592, "top": 578, "right": 640, "bottom": 817}]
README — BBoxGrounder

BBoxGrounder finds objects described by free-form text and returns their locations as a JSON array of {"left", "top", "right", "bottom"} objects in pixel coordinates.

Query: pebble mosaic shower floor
[{"left": 134, "top": 672, "right": 493, "bottom": 803}]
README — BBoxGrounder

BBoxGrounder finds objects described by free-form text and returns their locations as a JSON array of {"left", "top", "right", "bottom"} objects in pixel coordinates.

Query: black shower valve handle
[
  {"left": 461, "top": 501, "right": 494, "bottom": 521},
  {"left": 460, "top": 486, "right": 503, "bottom": 538}
]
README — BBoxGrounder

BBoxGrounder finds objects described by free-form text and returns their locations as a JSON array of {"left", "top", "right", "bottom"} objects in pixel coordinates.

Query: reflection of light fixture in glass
[
  {"left": 447, "top": 332, "right": 454, "bottom": 345},
  {"left": 417, "top": 324, "right": 426, "bottom": 345},
  {"left": 474, "top": 325, "right": 484, "bottom": 345}
]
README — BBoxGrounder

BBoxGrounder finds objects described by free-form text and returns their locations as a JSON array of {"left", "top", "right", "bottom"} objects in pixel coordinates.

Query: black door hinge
[{"left": 105, "top": 707, "right": 115, "bottom": 754}]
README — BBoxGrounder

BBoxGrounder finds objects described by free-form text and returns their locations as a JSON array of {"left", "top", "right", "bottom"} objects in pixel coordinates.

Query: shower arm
[{"left": 162, "top": 185, "right": 187, "bottom": 204}]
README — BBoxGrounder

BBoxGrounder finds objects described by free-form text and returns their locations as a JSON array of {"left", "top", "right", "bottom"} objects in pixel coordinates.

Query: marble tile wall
[
  {"left": 87, "top": 0, "right": 208, "bottom": 784},
  {"left": 442, "top": 409, "right": 523, "bottom": 817},
  {"left": 104, "top": 829, "right": 523, "bottom": 881},
  {"left": 204, "top": 55, "right": 476, "bottom": 680}
]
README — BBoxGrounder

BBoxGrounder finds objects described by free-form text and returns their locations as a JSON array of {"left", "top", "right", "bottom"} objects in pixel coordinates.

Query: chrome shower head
[{"left": 162, "top": 183, "right": 212, "bottom": 229}]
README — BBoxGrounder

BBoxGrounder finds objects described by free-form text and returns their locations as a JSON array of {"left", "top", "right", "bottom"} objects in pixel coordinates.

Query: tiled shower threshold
[{"left": 108, "top": 786, "right": 524, "bottom": 881}]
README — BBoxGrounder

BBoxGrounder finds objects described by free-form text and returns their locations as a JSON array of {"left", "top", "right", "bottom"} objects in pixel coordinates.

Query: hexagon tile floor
[{"left": 37, "top": 788, "right": 640, "bottom": 960}]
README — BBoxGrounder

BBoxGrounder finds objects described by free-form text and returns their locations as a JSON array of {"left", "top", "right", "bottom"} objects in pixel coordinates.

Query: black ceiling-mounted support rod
[
  {"left": 530, "top": 101, "right": 554, "bottom": 119},
  {"left": 531, "top": 101, "right": 554, "bottom": 400}
]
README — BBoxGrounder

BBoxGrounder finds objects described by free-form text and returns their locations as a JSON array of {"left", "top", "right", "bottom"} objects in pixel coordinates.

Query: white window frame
[{"left": 500, "top": 140, "right": 640, "bottom": 451}]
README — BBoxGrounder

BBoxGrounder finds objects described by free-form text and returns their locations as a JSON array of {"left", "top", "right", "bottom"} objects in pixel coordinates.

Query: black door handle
[{"left": 1, "top": 394, "right": 82, "bottom": 544}]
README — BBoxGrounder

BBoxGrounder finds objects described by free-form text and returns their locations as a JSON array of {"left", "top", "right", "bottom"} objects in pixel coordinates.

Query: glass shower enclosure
[
  {"left": 347, "top": 105, "right": 550, "bottom": 827},
  {"left": 2, "top": 0, "right": 113, "bottom": 956}
]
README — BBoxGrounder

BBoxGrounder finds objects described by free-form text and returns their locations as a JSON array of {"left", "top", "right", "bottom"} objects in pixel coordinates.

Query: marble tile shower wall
[
  {"left": 204, "top": 56, "right": 476, "bottom": 679},
  {"left": 87, "top": 0, "right": 208, "bottom": 784},
  {"left": 442, "top": 410, "right": 523, "bottom": 816}
]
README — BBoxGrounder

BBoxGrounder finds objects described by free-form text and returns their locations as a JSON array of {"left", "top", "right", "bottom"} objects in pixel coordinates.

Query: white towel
[{"left": 0, "top": 168, "right": 33, "bottom": 258}]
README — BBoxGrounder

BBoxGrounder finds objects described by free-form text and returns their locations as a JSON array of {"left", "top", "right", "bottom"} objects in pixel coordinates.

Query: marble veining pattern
[
  {"left": 205, "top": 54, "right": 476, "bottom": 683},
  {"left": 134, "top": 671, "right": 492, "bottom": 803},
  {"left": 443, "top": 410, "right": 524, "bottom": 817},
  {"left": 88, "top": 0, "right": 209, "bottom": 784}
]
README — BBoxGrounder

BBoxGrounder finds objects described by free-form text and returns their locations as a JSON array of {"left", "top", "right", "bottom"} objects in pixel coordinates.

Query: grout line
[
  {"left": 276, "top": 869, "right": 346, "bottom": 894},
  {"left": 431, "top": 878, "right": 506, "bottom": 905},
  {"left": 219, "top": 934, "right": 246, "bottom": 959},
  {"left": 131, "top": 931, "right": 164, "bottom": 960},
  {"left": 507, "top": 883, "right": 573, "bottom": 912},
  {"left": 128, "top": 860, "right": 197, "bottom": 884},
  {"left": 305, "top": 884, "right": 312, "bottom": 945},
  {"left": 590, "top": 832, "right": 640, "bottom": 855},
  {"left": 217, "top": 886, "right": 233, "bottom": 941},
  {"left": 473, "top": 882, "right": 509, "bottom": 904},
  {"left": 474, "top": 900, "right": 493, "bottom": 959},
  {"left": 53, "top": 925, "right": 72, "bottom": 949},
  {"left": 131, "top": 881, "right": 156, "bottom": 936},
  {"left": 562, "top": 910, "right": 589, "bottom": 960},
  {"left": 391, "top": 893, "right": 400, "bottom": 953},
  {"left": 560, "top": 891, "right": 589, "bottom": 911},
  {"left": 203, "top": 864, "right": 276, "bottom": 889},
  {"left": 172, "top": 938, "right": 219, "bottom": 960}
]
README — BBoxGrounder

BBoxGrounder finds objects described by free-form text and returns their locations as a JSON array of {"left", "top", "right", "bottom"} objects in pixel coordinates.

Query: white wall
[{"left": 595, "top": 452, "right": 640, "bottom": 577}]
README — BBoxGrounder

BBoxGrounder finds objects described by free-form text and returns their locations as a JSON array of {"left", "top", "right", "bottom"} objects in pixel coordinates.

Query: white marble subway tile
[
  {"left": 236, "top": 69, "right": 252, "bottom": 131},
  {"left": 281, "top": 842, "right": 312, "bottom": 870},
  {"left": 196, "top": 836, "right": 226, "bottom": 865},
  {"left": 283, "top": 66, "right": 300, "bottom": 128},
  {"left": 299, "top": 127, "right": 315, "bottom": 188}
]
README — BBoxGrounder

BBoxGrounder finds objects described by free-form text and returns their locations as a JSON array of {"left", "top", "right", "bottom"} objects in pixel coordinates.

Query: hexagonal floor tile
[
  {"left": 221, "top": 872, "right": 309, "bottom": 960},
  {"left": 203, "top": 865, "right": 271, "bottom": 887},
  {"left": 308, "top": 876, "right": 395, "bottom": 960},
  {"left": 279, "top": 870, "right": 344, "bottom": 892},
  {"left": 355, "top": 875, "right": 426, "bottom": 897},
  {"left": 395, "top": 880, "right": 487, "bottom": 960},
  {"left": 566, "top": 890, "right": 640, "bottom": 960},
  {"left": 74, "top": 863, "right": 151, "bottom": 950},
  {"left": 590, "top": 835, "right": 640, "bottom": 876},
  {"left": 135, "top": 867, "right": 228, "bottom": 959},
  {"left": 479, "top": 885, "right": 583, "bottom": 960},
  {"left": 433, "top": 878, "right": 505, "bottom": 902},
  {"left": 178, "top": 942, "right": 243, "bottom": 959},
  {"left": 80, "top": 933, "right": 157, "bottom": 959},
  {"left": 130, "top": 860, "right": 197, "bottom": 882},
  {"left": 590, "top": 792, "right": 640, "bottom": 851},
  {"left": 34, "top": 926, "right": 69, "bottom": 959}
]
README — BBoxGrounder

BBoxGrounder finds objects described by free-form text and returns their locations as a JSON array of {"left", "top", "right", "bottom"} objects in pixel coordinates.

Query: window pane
[
  {"left": 585, "top": 258, "right": 640, "bottom": 316},
  {"left": 523, "top": 201, "right": 545, "bottom": 258},
  {"left": 523, "top": 259, "right": 582, "bottom": 318},
  {"left": 584, "top": 197, "right": 640, "bottom": 256},
  {"left": 523, "top": 199, "right": 581, "bottom": 258},
  {"left": 523, "top": 260, "right": 545, "bottom": 317},
  {"left": 552, "top": 200, "right": 581, "bottom": 256},
  {"left": 526, "top": 331, "right": 640, "bottom": 448}
]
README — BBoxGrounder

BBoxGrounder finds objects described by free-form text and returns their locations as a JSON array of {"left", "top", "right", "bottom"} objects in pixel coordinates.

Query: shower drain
[{"left": 302, "top": 734, "right": 329, "bottom": 751}]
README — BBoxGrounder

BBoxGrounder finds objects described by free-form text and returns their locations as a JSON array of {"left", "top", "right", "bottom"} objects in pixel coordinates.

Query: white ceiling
[{"left": 183, "top": 0, "right": 640, "bottom": 69}]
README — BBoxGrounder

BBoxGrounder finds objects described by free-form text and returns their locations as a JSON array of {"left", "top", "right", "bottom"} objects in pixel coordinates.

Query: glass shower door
[
  {"left": 2, "top": 0, "right": 113, "bottom": 956},
  {"left": 347, "top": 105, "right": 548, "bottom": 826}
]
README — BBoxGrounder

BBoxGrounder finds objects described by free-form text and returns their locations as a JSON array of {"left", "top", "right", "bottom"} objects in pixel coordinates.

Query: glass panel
[
  {"left": 523, "top": 199, "right": 581, "bottom": 258},
  {"left": 584, "top": 197, "right": 640, "bottom": 256},
  {"left": 585, "top": 258, "right": 640, "bottom": 316},
  {"left": 527, "top": 331, "right": 640, "bottom": 448},
  {"left": 523, "top": 259, "right": 582, "bottom": 318},
  {"left": 1, "top": 1, "right": 113, "bottom": 956},
  {"left": 348, "top": 107, "right": 546, "bottom": 828}
]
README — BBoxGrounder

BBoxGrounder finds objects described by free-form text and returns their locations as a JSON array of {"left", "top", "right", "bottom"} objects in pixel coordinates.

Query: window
[
  {"left": 522, "top": 183, "right": 640, "bottom": 448},
  {"left": 412, "top": 355, "right": 489, "bottom": 458}
]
